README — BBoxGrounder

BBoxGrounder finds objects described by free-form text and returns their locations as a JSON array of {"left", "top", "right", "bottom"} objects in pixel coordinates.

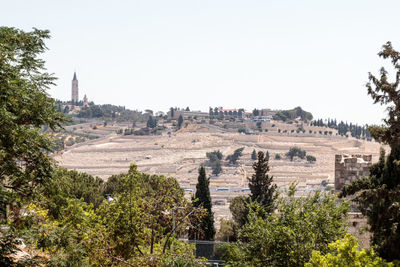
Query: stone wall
[{"left": 335, "top": 154, "right": 372, "bottom": 191}]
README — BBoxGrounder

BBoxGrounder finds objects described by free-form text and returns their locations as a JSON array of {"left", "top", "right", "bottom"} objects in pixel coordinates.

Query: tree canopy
[
  {"left": 226, "top": 147, "right": 244, "bottom": 165},
  {"left": 286, "top": 146, "right": 307, "bottom": 161},
  {"left": 222, "top": 187, "right": 349, "bottom": 266},
  {"left": 0, "top": 27, "right": 65, "bottom": 218},
  {"left": 0, "top": 27, "right": 204, "bottom": 266},
  {"left": 306, "top": 234, "right": 393, "bottom": 267},
  {"left": 273, "top": 106, "right": 313, "bottom": 121}
]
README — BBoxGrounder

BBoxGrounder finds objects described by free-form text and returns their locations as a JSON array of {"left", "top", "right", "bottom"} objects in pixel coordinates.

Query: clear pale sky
[{"left": 3, "top": 0, "right": 399, "bottom": 125}]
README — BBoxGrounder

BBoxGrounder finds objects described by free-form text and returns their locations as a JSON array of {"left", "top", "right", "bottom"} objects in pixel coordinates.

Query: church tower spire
[{"left": 71, "top": 71, "right": 79, "bottom": 103}]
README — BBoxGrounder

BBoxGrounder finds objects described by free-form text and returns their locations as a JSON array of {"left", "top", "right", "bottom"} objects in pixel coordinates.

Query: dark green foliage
[
  {"left": 273, "top": 106, "right": 313, "bottom": 121},
  {"left": 312, "top": 118, "right": 372, "bottom": 140},
  {"left": 306, "top": 155, "right": 316, "bottom": 163},
  {"left": 147, "top": 115, "right": 157, "bottom": 128},
  {"left": 238, "top": 128, "right": 246, "bottom": 133},
  {"left": 206, "top": 150, "right": 223, "bottom": 161},
  {"left": 229, "top": 196, "right": 249, "bottom": 230},
  {"left": 286, "top": 146, "right": 306, "bottom": 161},
  {"left": 189, "top": 166, "right": 215, "bottom": 240},
  {"left": 211, "top": 160, "right": 222, "bottom": 176},
  {"left": 340, "top": 42, "right": 400, "bottom": 261},
  {"left": 206, "top": 150, "right": 223, "bottom": 176},
  {"left": 177, "top": 114, "right": 184, "bottom": 129},
  {"left": 133, "top": 128, "right": 150, "bottom": 135},
  {"left": 248, "top": 151, "right": 277, "bottom": 210},
  {"left": 102, "top": 174, "right": 125, "bottom": 196},
  {"left": 341, "top": 147, "right": 400, "bottom": 261},
  {"left": 265, "top": 150, "right": 270, "bottom": 161},
  {"left": 238, "top": 109, "right": 244, "bottom": 118},
  {"left": 223, "top": 189, "right": 349, "bottom": 266},
  {"left": 77, "top": 103, "right": 144, "bottom": 122},
  {"left": 0, "top": 26, "right": 65, "bottom": 220},
  {"left": 256, "top": 121, "right": 262, "bottom": 131},
  {"left": 251, "top": 149, "right": 257, "bottom": 160},
  {"left": 42, "top": 168, "right": 105, "bottom": 219},
  {"left": 226, "top": 147, "right": 244, "bottom": 165},
  {"left": 0, "top": 26, "right": 67, "bottom": 264},
  {"left": 0, "top": 27, "right": 201, "bottom": 265},
  {"left": 35, "top": 164, "right": 200, "bottom": 265},
  {"left": 0, "top": 227, "right": 20, "bottom": 266},
  {"left": 275, "top": 153, "right": 281, "bottom": 160}
]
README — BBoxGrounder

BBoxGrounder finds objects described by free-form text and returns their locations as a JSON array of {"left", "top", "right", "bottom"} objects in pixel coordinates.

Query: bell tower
[{"left": 71, "top": 72, "right": 79, "bottom": 103}]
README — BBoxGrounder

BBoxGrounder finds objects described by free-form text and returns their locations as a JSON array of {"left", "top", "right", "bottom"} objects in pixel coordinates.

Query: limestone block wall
[{"left": 335, "top": 154, "right": 372, "bottom": 191}]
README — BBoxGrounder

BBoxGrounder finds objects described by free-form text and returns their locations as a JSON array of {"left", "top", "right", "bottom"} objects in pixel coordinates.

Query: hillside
[{"left": 54, "top": 120, "right": 382, "bottom": 227}]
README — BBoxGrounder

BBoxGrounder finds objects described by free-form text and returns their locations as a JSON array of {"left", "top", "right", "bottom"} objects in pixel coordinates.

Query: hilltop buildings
[{"left": 63, "top": 72, "right": 89, "bottom": 114}]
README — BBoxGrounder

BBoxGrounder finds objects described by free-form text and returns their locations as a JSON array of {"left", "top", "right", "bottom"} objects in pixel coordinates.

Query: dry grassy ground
[{"left": 54, "top": 122, "right": 382, "bottom": 227}]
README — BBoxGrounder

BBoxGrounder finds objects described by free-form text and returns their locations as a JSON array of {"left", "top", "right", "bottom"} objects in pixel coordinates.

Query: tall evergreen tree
[
  {"left": 146, "top": 115, "right": 157, "bottom": 128},
  {"left": 238, "top": 109, "right": 243, "bottom": 118},
  {"left": 189, "top": 166, "right": 215, "bottom": 240},
  {"left": 177, "top": 114, "right": 184, "bottom": 129},
  {"left": 340, "top": 42, "right": 400, "bottom": 261},
  {"left": 248, "top": 151, "right": 277, "bottom": 211},
  {"left": 251, "top": 149, "right": 257, "bottom": 160}
]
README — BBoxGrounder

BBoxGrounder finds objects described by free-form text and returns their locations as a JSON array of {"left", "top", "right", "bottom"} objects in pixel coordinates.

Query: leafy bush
[
  {"left": 65, "top": 137, "right": 75, "bottom": 146},
  {"left": 238, "top": 128, "right": 246, "bottom": 133},
  {"left": 226, "top": 148, "right": 244, "bottom": 165},
  {"left": 206, "top": 150, "right": 223, "bottom": 176},
  {"left": 306, "top": 155, "right": 316, "bottom": 163},
  {"left": 273, "top": 106, "right": 313, "bottom": 122},
  {"left": 206, "top": 151, "right": 223, "bottom": 162},
  {"left": 286, "top": 147, "right": 306, "bottom": 161},
  {"left": 222, "top": 187, "right": 349, "bottom": 266},
  {"left": 133, "top": 128, "right": 150, "bottom": 135},
  {"left": 306, "top": 234, "right": 394, "bottom": 267},
  {"left": 211, "top": 160, "right": 222, "bottom": 176}
]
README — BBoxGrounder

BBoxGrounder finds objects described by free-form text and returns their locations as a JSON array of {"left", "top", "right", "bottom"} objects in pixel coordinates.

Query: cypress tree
[
  {"left": 177, "top": 114, "right": 184, "bottom": 129},
  {"left": 251, "top": 149, "right": 257, "bottom": 160},
  {"left": 189, "top": 166, "right": 215, "bottom": 240},
  {"left": 146, "top": 116, "right": 155, "bottom": 128},
  {"left": 248, "top": 151, "right": 277, "bottom": 211}
]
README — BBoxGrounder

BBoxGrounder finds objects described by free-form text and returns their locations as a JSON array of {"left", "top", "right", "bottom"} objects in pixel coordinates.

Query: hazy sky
[{"left": 3, "top": 0, "right": 400, "bottom": 124}]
